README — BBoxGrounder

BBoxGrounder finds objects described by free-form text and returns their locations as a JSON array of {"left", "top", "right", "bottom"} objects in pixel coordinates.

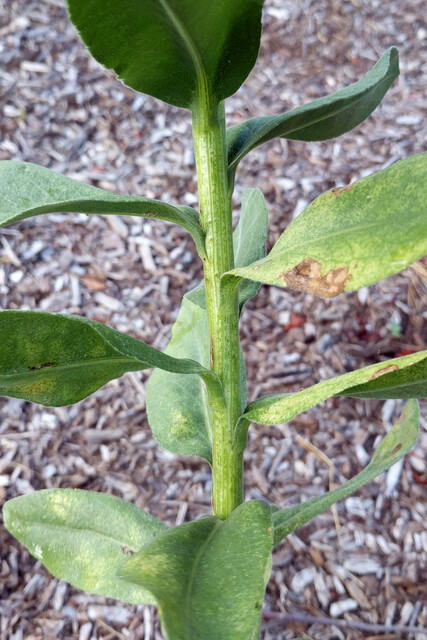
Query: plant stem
[{"left": 192, "top": 97, "right": 243, "bottom": 520}]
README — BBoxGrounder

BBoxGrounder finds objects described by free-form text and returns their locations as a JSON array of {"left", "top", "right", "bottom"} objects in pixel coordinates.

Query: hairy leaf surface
[
  {"left": 227, "top": 48, "right": 399, "bottom": 170},
  {"left": 67, "top": 0, "right": 264, "bottom": 109},
  {"left": 0, "top": 161, "right": 205, "bottom": 256},
  {"left": 228, "top": 154, "right": 427, "bottom": 297},
  {"left": 3, "top": 489, "right": 167, "bottom": 604},
  {"left": 0, "top": 311, "right": 220, "bottom": 406},
  {"left": 119, "top": 500, "right": 273, "bottom": 640},
  {"left": 272, "top": 400, "right": 419, "bottom": 544}
]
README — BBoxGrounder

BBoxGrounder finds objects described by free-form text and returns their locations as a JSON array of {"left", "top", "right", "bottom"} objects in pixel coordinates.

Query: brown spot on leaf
[
  {"left": 330, "top": 184, "right": 353, "bottom": 197},
  {"left": 370, "top": 364, "right": 399, "bottom": 380},
  {"left": 120, "top": 546, "right": 135, "bottom": 555},
  {"left": 210, "top": 337, "right": 214, "bottom": 369},
  {"left": 279, "top": 258, "right": 350, "bottom": 298},
  {"left": 391, "top": 443, "right": 402, "bottom": 455},
  {"left": 28, "top": 362, "right": 54, "bottom": 371}
]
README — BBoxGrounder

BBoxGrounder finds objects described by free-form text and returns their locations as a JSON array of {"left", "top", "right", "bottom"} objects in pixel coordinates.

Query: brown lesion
[
  {"left": 370, "top": 364, "right": 399, "bottom": 380},
  {"left": 279, "top": 257, "right": 350, "bottom": 298},
  {"left": 120, "top": 546, "right": 135, "bottom": 555},
  {"left": 27, "top": 362, "right": 55, "bottom": 371},
  {"left": 330, "top": 184, "right": 354, "bottom": 197}
]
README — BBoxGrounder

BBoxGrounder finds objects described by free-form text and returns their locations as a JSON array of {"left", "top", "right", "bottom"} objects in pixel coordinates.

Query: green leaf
[
  {"left": 66, "top": 0, "right": 264, "bottom": 109},
  {"left": 147, "top": 296, "right": 214, "bottom": 462},
  {"left": 232, "top": 188, "right": 269, "bottom": 308},
  {"left": 118, "top": 500, "right": 274, "bottom": 640},
  {"left": 0, "top": 161, "right": 206, "bottom": 257},
  {"left": 0, "top": 310, "right": 222, "bottom": 407},
  {"left": 227, "top": 153, "right": 427, "bottom": 298},
  {"left": 145, "top": 189, "right": 267, "bottom": 461},
  {"left": 188, "top": 188, "right": 269, "bottom": 311},
  {"left": 3, "top": 489, "right": 167, "bottom": 604},
  {"left": 272, "top": 400, "right": 419, "bottom": 545},
  {"left": 227, "top": 47, "right": 399, "bottom": 171},
  {"left": 240, "top": 350, "right": 426, "bottom": 429}
]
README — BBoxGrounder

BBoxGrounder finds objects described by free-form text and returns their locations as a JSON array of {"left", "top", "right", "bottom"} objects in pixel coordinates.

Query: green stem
[{"left": 192, "top": 97, "right": 243, "bottom": 520}]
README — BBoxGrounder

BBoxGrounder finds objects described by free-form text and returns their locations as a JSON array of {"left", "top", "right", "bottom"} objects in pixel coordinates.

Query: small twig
[
  {"left": 295, "top": 434, "right": 341, "bottom": 536},
  {"left": 262, "top": 611, "right": 427, "bottom": 636},
  {"left": 96, "top": 619, "right": 129, "bottom": 640}
]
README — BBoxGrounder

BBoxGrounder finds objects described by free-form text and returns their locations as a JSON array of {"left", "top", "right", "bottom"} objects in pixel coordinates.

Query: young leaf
[
  {"left": 146, "top": 189, "right": 267, "bottom": 461},
  {"left": 227, "top": 47, "right": 399, "bottom": 171},
  {"left": 227, "top": 153, "right": 427, "bottom": 298},
  {"left": 272, "top": 400, "right": 419, "bottom": 545},
  {"left": 118, "top": 500, "right": 274, "bottom": 640},
  {"left": 0, "top": 310, "right": 222, "bottom": 406},
  {"left": 66, "top": 0, "right": 264, "bottom": 109},
  {"left": 240, "top": 350, "right": 426, "bottom": 429},
  {"left": 3, "top": 489, "right": 167, "bottom": 604},
  {"left": 0, "top": 161, "right": 206, "bottom": 258}
]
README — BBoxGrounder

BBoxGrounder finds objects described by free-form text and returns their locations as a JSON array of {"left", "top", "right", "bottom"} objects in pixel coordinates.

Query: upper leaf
[
  {"left": 0, "top": 310, "right": 221, "bottom": 406},
  {"left": 272, "top": 400, "right": 419, "bottom": 545},
  {"left": 0, "top": 161, "right": 206, "bottom": 257},
  {"left": 118, "top": 500, "right": 274, "bottom": 640},
  {"left": 240, "top": 350, "right": 426, "bottom": 429},
  {"left": 227, "top": 154, "right": 427, "bottom": 298},
  {"left": 227, "top": 47, "right": 399, "bottom": 171},
  {"left": 3, "top": 489, "right": 167, "bottom": 604},
  {"left": 66, "top": 0, "right": 264, "bottom": 109}
]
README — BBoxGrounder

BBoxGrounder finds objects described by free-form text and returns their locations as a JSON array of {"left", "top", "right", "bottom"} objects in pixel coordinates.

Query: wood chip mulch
[{"left": 0, "top": 1, "right": 426, "bottom": 639}]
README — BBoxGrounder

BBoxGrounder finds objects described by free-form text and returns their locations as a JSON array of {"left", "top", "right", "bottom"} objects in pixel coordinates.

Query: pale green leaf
[
  {"left": 147, "top": 297, "right": 213, "bottom": 462},
  {"left": 272, "top": 400, "right": 419, "bottom": 544},
  {"left": 232, "top": 188, "right": 269, "bottom": 308},
  {"left": 187, "top": 188, "right": 269, "bottom": 310},
  {"left": 0, "top": 310, "right": 221, "bottom": 407},
  {"left": 67, "top": 0, "right": 263, "bottom": 109},
  {"left": 227, "top": 48, "right": 399, "bottom": 171},
  {"left": 227, "top": 154, "right": 427, "bottom": 298},
  {"left": 3, "top": 489, "right": 167, "bottom": 604},
  {"left": 0, "top": 161, "right": 206, "bottom": 257},
  {"left": 118, "top": 500, "right": 273, "bottom": 640},
  {"left": 146, "top": 189, "right": 267, "bottom": 461},
  {"left": 240, "top": 350, "right": 426, "bottom": 430}
]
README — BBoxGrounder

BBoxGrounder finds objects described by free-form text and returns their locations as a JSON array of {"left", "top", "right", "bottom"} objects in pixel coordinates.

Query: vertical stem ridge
[{"left": 192, "top": 97, "right": 243, "bottom": 519}]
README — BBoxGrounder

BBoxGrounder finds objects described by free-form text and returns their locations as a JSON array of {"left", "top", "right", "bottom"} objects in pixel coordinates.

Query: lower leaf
[
  {"left": 118, "top": 500, "right": 274, "bottom": 640},
  {"left": 272, "top": 399, "right": 419, "bottom": 545},
  {"left": 3, "top": 489, "right": 167, "bottom": 604}
]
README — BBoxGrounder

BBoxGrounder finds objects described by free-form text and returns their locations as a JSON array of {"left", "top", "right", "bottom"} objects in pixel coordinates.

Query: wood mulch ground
[{"left": 0, "top": 1, "right": 426, "bottom": 639}]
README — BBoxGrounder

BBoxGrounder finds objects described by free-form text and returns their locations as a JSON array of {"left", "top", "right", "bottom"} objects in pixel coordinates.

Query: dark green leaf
[
  {"left": 240, "top": 350, "right": 426, "bottom": 429},
  {"left": 67, "top": 0, "right": 264, "bottom": 109},
  {"left": 0, "top": 161, "right": 206, "bottom": 257},
  {"left": 0, "top": 310, "right": 221, "bottom": 406},
  {"left": 119, "top": 500, "right": 274, "bottom": 640},
  {"left": 227, "top": 47, "right": 399, "bottom": 171},
  {"left": 228, "top": 154, "right": 427, "bottom": 298},
  {"left": 3, "top": 489, "right": 167, "bottom": 604},
  {"left": 272, "top": 400, "right": 419, "bottom": 545}
]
